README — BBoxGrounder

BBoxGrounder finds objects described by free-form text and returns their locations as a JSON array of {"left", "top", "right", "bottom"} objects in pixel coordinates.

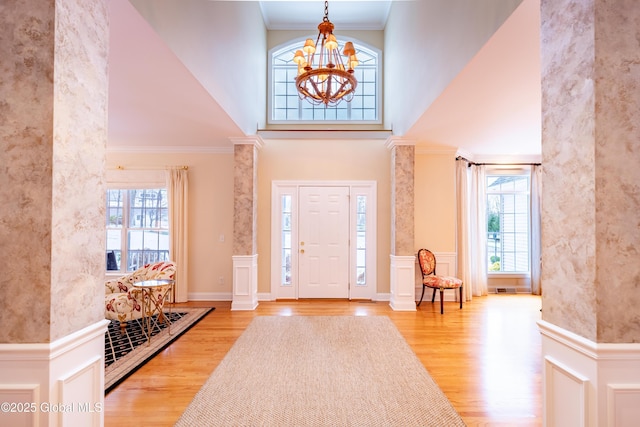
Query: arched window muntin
[{"left": 268, "top": 37, "right": 381, "bottom": 124}]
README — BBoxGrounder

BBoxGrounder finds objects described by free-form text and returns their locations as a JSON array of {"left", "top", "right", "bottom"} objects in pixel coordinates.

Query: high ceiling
[
  {"left": 259, "top": 1, "right": 392, "bottom": 30},
  {"left": 108, "top": 0, "right": 541, "bottom": 161}
]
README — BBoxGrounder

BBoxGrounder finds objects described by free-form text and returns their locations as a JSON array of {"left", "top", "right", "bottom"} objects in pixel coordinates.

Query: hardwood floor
[{"left": 104, "top": 295, "right": 542, "bottom": 426}]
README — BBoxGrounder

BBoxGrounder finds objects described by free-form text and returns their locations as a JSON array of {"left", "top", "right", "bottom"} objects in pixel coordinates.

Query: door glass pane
[
  {"left": 281, "top": 195, "right": 292, "bottom": 286},
  {"left": 356, "top": 195, "right": 366, "bottom": 286}
]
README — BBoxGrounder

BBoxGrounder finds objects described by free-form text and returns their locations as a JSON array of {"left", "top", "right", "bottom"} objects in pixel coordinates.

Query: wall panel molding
[
  {"left": 0, "top": 320, "right": 108, "bottom": 427},
  {"left": 538, "top": 320, "right": 640, "bottom": 425}
]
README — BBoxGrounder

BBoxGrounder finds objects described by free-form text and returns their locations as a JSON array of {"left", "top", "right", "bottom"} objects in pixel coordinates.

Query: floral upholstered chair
[
  {"left": 105, "top": 261, "right": 176, "bottom": 331},
  {"left": 417, "top": 249, "right": 463, "bottom": 314}
]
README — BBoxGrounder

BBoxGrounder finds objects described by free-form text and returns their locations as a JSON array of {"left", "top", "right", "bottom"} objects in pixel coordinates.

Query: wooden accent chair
[{"left": 417, "top": 249, "right": 463, "bottom": 314}]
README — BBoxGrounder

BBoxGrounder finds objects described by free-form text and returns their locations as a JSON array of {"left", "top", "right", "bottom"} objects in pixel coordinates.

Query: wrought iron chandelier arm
[{"left": 293, "top": 0, "right": 358, "bottom": 107}]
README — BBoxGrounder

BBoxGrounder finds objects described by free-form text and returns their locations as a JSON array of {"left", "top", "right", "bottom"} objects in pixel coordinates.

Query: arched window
[{"left": 269, "top": 39, "right": 380, "bottom": 123}]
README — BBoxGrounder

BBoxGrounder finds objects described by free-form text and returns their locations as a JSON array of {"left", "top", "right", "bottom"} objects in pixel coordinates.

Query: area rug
[
  {"left": 175, "top": 316, "right": 465, "bottom": 426},
  {"left": 105, "top": 307, "right": 214, "bottom": 393}
]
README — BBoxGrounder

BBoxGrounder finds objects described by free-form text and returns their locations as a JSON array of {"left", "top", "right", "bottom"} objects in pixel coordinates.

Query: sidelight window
[{"left": 281, "top": 195, "right": 293, "bottom": 286}]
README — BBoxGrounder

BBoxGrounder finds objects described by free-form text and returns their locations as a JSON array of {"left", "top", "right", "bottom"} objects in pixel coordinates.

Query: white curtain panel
[
  {"left": 470, "top": 164, "right": 488, "bottom": 297},
  {"left": 167, "top": 168, "right": 189, "bottom": 302},
  {"left": 530, "top": 165, "right": 542, "bottom": 295},
  {"left": 455, "top": 159, "right": 473, "bottom": 301},
  {"left": 456, "top": 159, "right": 487, "bottom": 301},
  {"left": 456, "top": 160, "right": 488, "bottom": 300}
]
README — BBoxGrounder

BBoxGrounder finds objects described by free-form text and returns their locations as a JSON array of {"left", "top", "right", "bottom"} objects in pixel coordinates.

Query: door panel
[{"left": 298, "top": 186, "right": 349, "bottom": 298}]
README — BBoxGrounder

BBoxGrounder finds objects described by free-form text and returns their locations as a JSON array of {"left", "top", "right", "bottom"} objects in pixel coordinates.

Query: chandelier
[{"left": 293, "top": 1, "right": 359, "bottom": 107}]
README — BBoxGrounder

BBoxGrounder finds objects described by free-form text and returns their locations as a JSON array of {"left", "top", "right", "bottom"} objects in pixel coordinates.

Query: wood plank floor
[{"left": 104, "top": 295, "right": 542, "bottom": 426}]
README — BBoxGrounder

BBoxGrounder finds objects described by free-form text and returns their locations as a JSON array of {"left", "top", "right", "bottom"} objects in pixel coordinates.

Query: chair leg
[
  {"left": 439, "top": 289, "right": 444, "bottom": 314},
  {"left": 459, "top": 286, "right": 463, "bottom": 309},
  {"left": 417, "top": 285, "right": 426, "bottom": 307},
  {"left": 431, "top": 288, "right": 437, "bottom": 303}
]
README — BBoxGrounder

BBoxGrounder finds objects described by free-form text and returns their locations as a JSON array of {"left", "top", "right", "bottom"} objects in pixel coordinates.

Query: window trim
[{"left": 267, "top": 36, "right": 382, "bottom": 125}]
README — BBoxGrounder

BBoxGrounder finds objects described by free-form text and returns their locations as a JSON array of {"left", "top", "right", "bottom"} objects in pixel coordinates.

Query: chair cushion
[
  {"left": 423, "top": 275, "right": 463, "bottom": 289},
  {"left": 105, "top": 292, "right": 143, "bottom": 322}
]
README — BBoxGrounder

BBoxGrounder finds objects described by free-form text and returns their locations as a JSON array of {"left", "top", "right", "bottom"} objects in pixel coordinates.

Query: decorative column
[
  {"left": 539, "top": 1, "right": 640, "bottom": 425},
  {"left": 386, "top": 137, "right": 416, "bottom": 311},
  {"left": 0, "top": 1, "right": 109, "bottom": 426},
  {"left": 230, "top": 137, "right": 262, "bottom": 310}
]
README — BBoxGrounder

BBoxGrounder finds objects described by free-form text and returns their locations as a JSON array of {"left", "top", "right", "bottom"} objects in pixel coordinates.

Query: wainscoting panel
[
  {"left": 0, "top": 319, "right": 108, "bottom": 427},
  {"left": 544, "top": 356, "right": 588, "bottom": 426},
  {"left": 389, "top": 255, "right": 416, "bottom": 311},
  {"left": 0, "top": 384, "right": 40, "bottom": 426},
  {"left": 539, "top": 320, "right": 640, "bottom": 426},
  {"left": 607, "top": 384, "right": 640, "bottom": 426},
  {"left": 59, "top": 356, "right": 103, "bottom": 426},
  {"left": 232, "top": 254, "right": 258, "bottom": 310}
]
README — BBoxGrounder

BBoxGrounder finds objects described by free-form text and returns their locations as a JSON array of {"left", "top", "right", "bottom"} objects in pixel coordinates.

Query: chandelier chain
[{"left": 323, "top": 1, "right": 329, "bottom": 22}]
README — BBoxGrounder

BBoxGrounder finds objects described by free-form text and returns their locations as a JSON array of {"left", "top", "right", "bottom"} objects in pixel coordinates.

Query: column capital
[
  {"left": 385, "top": 136, "right": 416, "bottom": 150},
  {"left": 230, "top": 136, "right": 264, "bottom": 150}
]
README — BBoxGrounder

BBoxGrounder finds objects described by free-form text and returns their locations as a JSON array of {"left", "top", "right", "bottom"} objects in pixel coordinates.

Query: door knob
[{"left": 300, "top": 249, "right": 305, "bottom": 254}]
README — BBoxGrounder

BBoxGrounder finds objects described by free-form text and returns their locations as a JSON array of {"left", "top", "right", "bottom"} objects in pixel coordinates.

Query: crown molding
[
  {"left": 384, "top": 136, "right": 416, "bottom": 149},
  {"left": 106, "top": 145, "right": 233, "bottom": 154},
  {"left": 230, "top": 136, "right": 264, "bottom": 149},
  {"left": 414, "top": 145, "right": 459, "bottom": 155}
]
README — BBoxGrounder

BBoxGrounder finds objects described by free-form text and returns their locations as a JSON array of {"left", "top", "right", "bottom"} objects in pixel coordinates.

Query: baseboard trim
[
  {"left": 187, "top": 292, "right": 232, "bottom": 301},
  {"left": 187, "top": 292, "right": 391, "bottom": 302}
]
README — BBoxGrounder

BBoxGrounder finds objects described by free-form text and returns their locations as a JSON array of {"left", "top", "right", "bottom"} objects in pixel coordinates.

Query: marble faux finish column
[
  {"left": 230, "top": 137, "right": 262, "bottom": 310},
  {"left": 0, "top": 1, "right": 109, "bottom": 426},
  {"left": 386, "top": 137, "right": 416, "bottom": 311},
  {"left": 539, "top": 1, "right": 640, "bottom": 425}
]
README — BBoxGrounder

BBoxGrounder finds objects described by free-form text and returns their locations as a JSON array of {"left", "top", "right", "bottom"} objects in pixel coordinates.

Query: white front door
[{"left": 298, "top": 186, "right": 350, "bottom": 298}]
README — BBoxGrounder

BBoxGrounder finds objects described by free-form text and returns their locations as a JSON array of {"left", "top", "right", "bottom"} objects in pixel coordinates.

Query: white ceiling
[
  {"left": 108, "top": 0, "right": 541, "bottom": 161},
  {"left": 259, "top": 1, "right": 392, "bottom": 30}
]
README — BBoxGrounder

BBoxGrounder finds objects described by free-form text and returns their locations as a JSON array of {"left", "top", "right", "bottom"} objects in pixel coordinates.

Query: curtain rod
[
  {"left": 456, "top": 156, "right": 541, "bottom": 167},
  {"left": 112, "top": 165, "right": 189, "bottom": 170}
]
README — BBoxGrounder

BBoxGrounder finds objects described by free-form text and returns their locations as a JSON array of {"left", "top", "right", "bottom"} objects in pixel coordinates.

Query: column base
[
  {"left": 0, "top": 319, "right": 109, "bottom": 427},
  {"left": 389, "top": 254, "right": 416, "bottom": 311},
  {"left": 538, "top": 320, "right": 640, "bottom": 426},
  {"left": 231, "top": 254, "right": 258, "bottom": 311}
]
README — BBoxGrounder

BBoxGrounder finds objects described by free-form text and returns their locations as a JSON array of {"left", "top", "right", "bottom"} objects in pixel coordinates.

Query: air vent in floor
[{"left": 495, "top": 287, "right": 517, "bottom": 294}]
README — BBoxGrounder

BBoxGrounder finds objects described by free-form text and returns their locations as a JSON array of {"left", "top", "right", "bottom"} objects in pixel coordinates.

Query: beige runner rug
[{"left": 176, "top": 316, "right": 465, "bottom": 426}]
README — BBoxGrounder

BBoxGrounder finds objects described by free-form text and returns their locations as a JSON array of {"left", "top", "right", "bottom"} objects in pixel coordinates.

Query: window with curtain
[
  {"left": 269, "top": 39, "right": 380, "bottom": 123},
  {"left": 106, "top": 188, "right": 170, "bottom": 272},
  {"left": 486, "top": 172, "right": 530, "bottom": 273}
]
